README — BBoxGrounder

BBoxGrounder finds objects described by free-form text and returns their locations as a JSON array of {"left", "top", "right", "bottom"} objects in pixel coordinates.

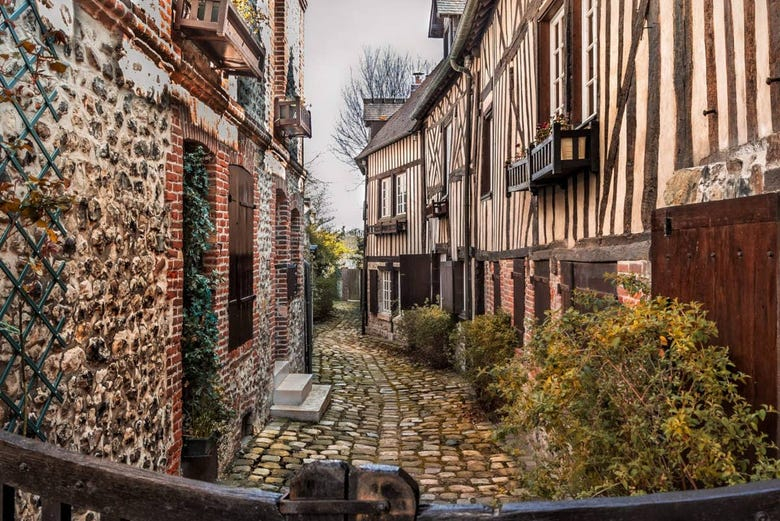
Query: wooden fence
[{"left": 1, "top": 430, "right": 780, "bottom": 520}]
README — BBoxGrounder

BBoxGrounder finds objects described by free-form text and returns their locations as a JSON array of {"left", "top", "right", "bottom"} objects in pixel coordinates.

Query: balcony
[
  {"left": 424, "top": 199, "right": 448, "bottom": 218},
  {"left": 174, "top": 0, "right": 265, "bottom": 78},
  {"left": 275, "top": 97, "right": 312, "bottom": 138},
  {"left": 529, "top": 120, "right": 599, "bottom": 192},
  {"left": 368, "top": 218, "right": 407, "bottom": 235},
  {"left": 506, "top": 155, "right": 531, "bottom": 192}
]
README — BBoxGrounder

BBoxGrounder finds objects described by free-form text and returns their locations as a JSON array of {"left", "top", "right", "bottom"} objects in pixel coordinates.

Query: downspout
[
  {"left": 451, "top": 55, "right": 473, "bottom": 320},
  {"left": 359, "top": 159, "right": 369, "bottom": 335}
]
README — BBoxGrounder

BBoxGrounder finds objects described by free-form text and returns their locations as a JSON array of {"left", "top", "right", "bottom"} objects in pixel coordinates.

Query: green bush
[
  {"left": 455, "top": 310, "right": 520, "bottom": 413},
  {"left": 313, "top": 271, "right": 339, "bottom": 321},
  {"left": 497, "top": 280, "right": 780, "bottom": 499},
  {"left": 397, "top": 303, "right": 454, "bottom": 369}
]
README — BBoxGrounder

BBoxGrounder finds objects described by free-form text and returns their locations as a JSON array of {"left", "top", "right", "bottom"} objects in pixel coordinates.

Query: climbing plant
[
  {"left": 182, "top": 146, "right": 232, "bottom": 438},
  {"left": 0, "top": 0, "right": 71, "bottom": 440}
]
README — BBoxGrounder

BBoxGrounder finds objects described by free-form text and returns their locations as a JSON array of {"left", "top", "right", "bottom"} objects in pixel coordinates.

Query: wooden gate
[
  {"left": 652, "top": 193, "right": 780, "bottom": 443},
  {"left": 341, "top": 269, "right": 361, "bottom": 301},
  {"left": 2, "top": 429, "right": 780, "bottom": 520}
]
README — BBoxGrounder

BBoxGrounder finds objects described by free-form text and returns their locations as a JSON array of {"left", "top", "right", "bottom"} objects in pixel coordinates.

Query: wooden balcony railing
[
  {"left": 506, "top": 155, "right": 531, "bottom": 193},
  {"left": 529, "top": 120, "right": 599, "bottom": 191},
  {"left": 275, "top": 97, "right": 312, "bottom": 138},
  {"left": 2, "top": 430, "right": 780, "bottom": 520},
  {"left": 425, "top": 200, "right": 448, "bottom": 218},
  {"left": 174, "top": 0, "right": 265, "bottom": 78}
]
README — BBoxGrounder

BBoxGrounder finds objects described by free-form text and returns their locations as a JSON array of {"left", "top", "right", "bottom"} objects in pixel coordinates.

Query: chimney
[
  {"left": 410, "top": 72, "right": 425, "bottom": 94},
  {"left": 362, "top": 98, "right": 406, "bottom": 139}
]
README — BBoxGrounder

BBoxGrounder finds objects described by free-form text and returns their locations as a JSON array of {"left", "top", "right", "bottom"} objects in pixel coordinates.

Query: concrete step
[
  {"left": 273, "top": 373, "right": 313, "bottom": 406},
  {"left": 271, "top": 384, "right": 331, "bottom": 422},
  {"left": 273, "top": 361, "right": 290, "bottom": 389}
]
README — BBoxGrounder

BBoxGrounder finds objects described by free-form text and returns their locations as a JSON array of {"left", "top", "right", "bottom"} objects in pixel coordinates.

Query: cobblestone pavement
[{"left": 225, "top": 302, "right": 525, "bottom": 505}]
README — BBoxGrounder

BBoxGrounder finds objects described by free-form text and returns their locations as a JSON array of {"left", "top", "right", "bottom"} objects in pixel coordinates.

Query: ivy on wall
[{"left": 182, "top": 146, "right": 232, "bottom": 438}]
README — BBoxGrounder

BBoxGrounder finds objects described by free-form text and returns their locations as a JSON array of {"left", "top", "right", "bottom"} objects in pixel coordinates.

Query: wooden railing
[
  {"left": 2, "top": 429, "right": 780, "bottom": 520},
  {"left": 506, "top": 155, "right": 531, "bottom": 192}
]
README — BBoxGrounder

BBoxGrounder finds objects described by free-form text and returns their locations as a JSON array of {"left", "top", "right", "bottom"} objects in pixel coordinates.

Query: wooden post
[
  {"left": 41, "top": 498, "right": 71, "bottom": 521},
  {"left": 1, "top": 485, "right": 15, "bottom": 521}
]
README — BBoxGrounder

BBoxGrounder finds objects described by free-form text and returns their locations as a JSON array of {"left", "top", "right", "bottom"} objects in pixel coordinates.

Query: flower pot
[{"left": 181, "top": 435, "right": 218, "bottom": 482}]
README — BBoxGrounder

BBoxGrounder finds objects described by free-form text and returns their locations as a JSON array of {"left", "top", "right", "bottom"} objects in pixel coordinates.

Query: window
[
  {"left": 379, "top": 270, "right": 392, "bottom": 313},
  {"left": 396, "top": 173, "right": 407, "bottom": 215},
  {"left": 582, "top": 0, "right": 598, "bottom": 120},
  {"left": 479, "top": 111, "right": 493, "bottom": 196},
  {"left": 380, "top": 177, "right": 392, "bottom": 218},
  {"left": 228, "top": 165, "right": 255, "bottom": 349},
  {"left": 443, "top": 122, "right": 452, "bottom": 194},
  {"left": 549, "top": 7, "right": 566, "bottom": 117}
]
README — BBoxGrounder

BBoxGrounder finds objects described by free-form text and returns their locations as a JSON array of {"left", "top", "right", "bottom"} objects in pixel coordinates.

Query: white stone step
[
  {"left": 273, "top": 373, "right": 313, "bottom": 406},
  {"left": 271, "top": 384, "right": 332, "bottom": 422},
  {"left": 273, "top": 361, "right": 290, "bottom": 389}
]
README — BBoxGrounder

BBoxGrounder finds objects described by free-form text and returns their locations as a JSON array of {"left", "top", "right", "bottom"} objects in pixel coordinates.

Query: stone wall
[{"left": 664, "top": 133, "right": 780, "bottom": 207}]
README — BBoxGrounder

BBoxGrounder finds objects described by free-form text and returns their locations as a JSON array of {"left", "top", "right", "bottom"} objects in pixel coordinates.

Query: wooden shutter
[
  {"left": 474, "top": 261, "right": 485, "bottom": 315},
  {"left": 532, "top": 260, "right": 550, "bottom": 323},
  {"left": 400, "top": 254, "right": 431, "bottom": 309},
  {"left": 492, "top": 261, "right": 501, "bottom": 311},
  {"left": 440, "top": 261, "right": 454, "bottom": 313},
  {"left": 430, "top": 256, "right": 441, "bottom": 303},
  {"left": 512, "top": 258, "right": 525, "bottom": 338},
  {"left": 391, "top": 270, "right": 399, "bottom": 312},
  {"left": 559, "top": 261, "right": 573, "bottom": 310},
  {"left": 369, "top": 270, "right": 378, "bottom": 314},
  {"left": 228, "top": 166, "right": 255, "bottom": 349}
]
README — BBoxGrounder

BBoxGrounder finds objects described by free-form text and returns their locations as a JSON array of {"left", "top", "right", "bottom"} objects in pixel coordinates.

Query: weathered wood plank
[
  {"left": 41, "top": 499, "right": 71, "bottom": 521},
  {"left": 0, "top": 430, "right": 283, "bottom": 521}
]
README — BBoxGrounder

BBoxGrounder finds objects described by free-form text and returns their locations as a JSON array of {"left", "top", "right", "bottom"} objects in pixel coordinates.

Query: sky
[{"left": 303, "top": 0, "right": 442, "bottom": 231}]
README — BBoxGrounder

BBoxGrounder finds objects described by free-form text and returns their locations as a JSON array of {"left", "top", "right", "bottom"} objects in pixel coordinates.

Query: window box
[
  {"left": 368, "top": 218, "right": 407, "bottom": 235},
  {"left": 506, "top": 154, "right": 531, "bottom": 192},
  {"left": 529, "top": 120, "right": 599, "bottom": 191},
  {"left": 275, "top": 97, "right": 312, "bottom": 138},
  {"left": 425, "top": 200, "right": 449, "bottom": 218},
  {"left": 175, "top": 0, "right": 265, "bottom": 78}
]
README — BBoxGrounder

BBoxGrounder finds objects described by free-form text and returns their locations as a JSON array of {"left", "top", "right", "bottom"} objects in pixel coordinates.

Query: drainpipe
[{"left": 451, "top": 55, "right": 473, "bottom": 320}]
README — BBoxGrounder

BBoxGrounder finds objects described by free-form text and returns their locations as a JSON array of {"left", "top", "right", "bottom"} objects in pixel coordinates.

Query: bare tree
[{"left": 331, "top": 46, "right": 430, "bottom": 169}]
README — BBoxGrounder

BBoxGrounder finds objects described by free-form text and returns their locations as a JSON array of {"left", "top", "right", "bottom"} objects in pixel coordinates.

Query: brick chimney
[{"left": 410, "top": 72, "right": 425, "bottom": 94}]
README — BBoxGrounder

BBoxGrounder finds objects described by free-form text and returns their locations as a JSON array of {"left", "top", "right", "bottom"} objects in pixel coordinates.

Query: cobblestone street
[{"left": 225, "top": 302, "right": 525, "bottom": 505}]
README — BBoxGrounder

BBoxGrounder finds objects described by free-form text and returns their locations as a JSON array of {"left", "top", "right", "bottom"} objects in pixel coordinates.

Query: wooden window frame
[
  {"left": 442, "top": 121, "right": 453, "bottom": 196},
  {"left": 480, "top": 109, "right": 494, "bottom": 197},
  {"left": 379, "top": 270, "right": 393, "bottom": 314},
  {"left": 395, "top": 172, "right": 407, "bottom": 215},
  {"left": 549, "top": 7, "right": 566, "bottom": 117},
  {"left": 581, "top": 0, "right": 598, "bottom": 121},
  {"left": 379, "top": 177, "right": 392, "bottom": 219}
]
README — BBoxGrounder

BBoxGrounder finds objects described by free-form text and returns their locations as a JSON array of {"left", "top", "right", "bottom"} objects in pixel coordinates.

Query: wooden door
[
  {"left": 652, "top": 193, "right": 779, "bottom": 442},
  {"left": 400, "top": 254, "right": 432, "bottom": 309}
]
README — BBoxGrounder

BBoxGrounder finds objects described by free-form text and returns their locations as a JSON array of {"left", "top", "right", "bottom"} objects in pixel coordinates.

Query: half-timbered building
[{"left": 361, "top": 0, "right": 780, "bottom": 433}]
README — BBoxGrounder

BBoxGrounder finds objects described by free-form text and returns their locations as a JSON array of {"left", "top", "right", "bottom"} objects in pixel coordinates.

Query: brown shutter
[
  {"left": 229, "top": 166, "right": 255, "bottom": 349},
  {"left": 492, "top": 261, "right": 501, "bottom": 311},
  {"left": 430, "top": 255, "right": 441, "bottom": 303},
  {"left": 560, "top": 261, "right": 573, "bottom": 310},
  {"left": 512, "top": 258, "right": 525, "bottom": 338},
  {"left": 400, "top": 254, "right": 431, "bottom": 309},
  {"left": 391, "top": 269, "right": 399, "bottom": 312},
  {"left": 369, "top": 270, "right": 378, "bottom": 314},
  {"left": 532, "top": 260, "right": 550, "bottom": 323},
  {"left": 474, "top": 261, "right": 485, "bottom": 315}
]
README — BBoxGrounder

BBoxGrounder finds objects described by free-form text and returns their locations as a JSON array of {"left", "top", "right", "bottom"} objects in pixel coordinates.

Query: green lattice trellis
[{"left": 0, "top": 0, "right": 67, "bottom": 440}]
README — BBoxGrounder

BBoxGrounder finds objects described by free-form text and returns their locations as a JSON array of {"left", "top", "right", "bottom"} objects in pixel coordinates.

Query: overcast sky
[{"left": 303, "top": 0, "right": 442, "bottom": 231}]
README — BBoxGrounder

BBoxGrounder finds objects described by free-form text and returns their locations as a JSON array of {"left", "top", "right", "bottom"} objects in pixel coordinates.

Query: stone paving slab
[{"left": 224, "top": 302, "right": 526, "bottom": 506}]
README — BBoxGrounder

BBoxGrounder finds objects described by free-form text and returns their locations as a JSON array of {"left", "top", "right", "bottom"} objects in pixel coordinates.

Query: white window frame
[
  {"left": 379, "top": 270, "right": 392, "bottom": 313},
  {"left": 582, "top": 0, "right": 598, "bottom": 120},
  {"left": 380, "top": 177, "right": 392, "bottom": 218},
  {"left": 396, "top": 173, "right": 407, "bottom": 215},
  {"left": 549, "top": 7, "right": 566, "bottom": 117}
]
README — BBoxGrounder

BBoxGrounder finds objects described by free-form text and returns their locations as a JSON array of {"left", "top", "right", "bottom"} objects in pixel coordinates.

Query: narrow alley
[{"left": 225, "top": 303, "right": 526, "bottom": 505}]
